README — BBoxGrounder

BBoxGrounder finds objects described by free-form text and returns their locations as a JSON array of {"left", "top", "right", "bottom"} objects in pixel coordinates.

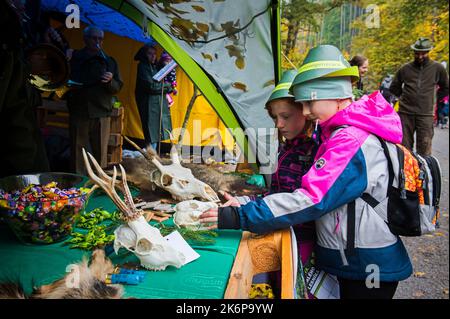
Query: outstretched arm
[{"left": 201, "top": 129, "right": 368, "bottom": 234}]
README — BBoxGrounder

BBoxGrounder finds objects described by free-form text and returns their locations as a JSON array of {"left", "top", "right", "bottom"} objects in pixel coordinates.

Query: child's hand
[
  {"left": 199, "top": 208, "right": 218, "bottom": 230},
  {"left": 220, "top": 191, "right": 240, "bottom": 207}
]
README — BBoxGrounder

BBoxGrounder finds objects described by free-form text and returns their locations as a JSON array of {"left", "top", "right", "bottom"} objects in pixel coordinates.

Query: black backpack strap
[
  {"left": 346, "top": 200, "right": 356, "bottom": 256},
  {"left": 395, "top": 145, "right": 407, "bottom": 199},
  {"left": 345, "top": 136, "right": 394, "bottom": 256},
  {"left": 361, "top": 193, "right": 380, "bottom": 208},
  {"left": 374, "top": 136, "right": 395, "bottom": 197}
]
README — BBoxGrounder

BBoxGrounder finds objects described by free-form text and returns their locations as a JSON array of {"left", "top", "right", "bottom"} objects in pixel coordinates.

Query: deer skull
[
  {"left": 113, "top": 216, "right": 185, "bottom": 271},
  {"left": 82, "top": 149, "right": 185, "bottom": 271},
  {"left": 173, "top": 200, "right": 218, "bottom": 230},
  {"left": 129, "top": 137, "right": 219, "bottom": 202}
]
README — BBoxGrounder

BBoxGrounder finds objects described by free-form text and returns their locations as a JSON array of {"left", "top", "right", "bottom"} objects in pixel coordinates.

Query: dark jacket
[
  {"left": 390, "top": 59, "right": 449, "bottom": 115},
  {"left": 67, "top": 47, "right": 123, "bottom": 119},
  {"left": 135, "top": 61, "right": 172, "bottom": 144},
  {"left": 0, "top": 0, "right": 49, "bottom": 177}
]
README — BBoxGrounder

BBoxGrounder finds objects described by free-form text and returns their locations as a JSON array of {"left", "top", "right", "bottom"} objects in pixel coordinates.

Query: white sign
[
  {"left": 153, "top": 60, "right": 177, "bottom": 82},
  {"left": 164, "top": 231, "right": 200, "bottom": 265}
]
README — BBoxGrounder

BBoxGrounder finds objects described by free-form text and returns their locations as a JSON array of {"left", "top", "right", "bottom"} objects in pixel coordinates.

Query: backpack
[{"left": 358, "top": 136, "right": 442, "bottom": 237}]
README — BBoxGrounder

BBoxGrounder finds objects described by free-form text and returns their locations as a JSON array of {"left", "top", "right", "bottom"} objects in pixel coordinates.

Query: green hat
[
  {"left": 292, "top": 45, "right": 359, "bottom": 88},
  {"left": 266, "top": 69, "right": 298, "bottom": 105},
  {"left": 411, "top": 37, "right": 433, "bottom": 51},
  {"left": 293, "top": 77, "right": 353, "bottom": 102}
]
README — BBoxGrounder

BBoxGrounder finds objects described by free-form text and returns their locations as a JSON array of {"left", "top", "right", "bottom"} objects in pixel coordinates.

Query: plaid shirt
[
  {"left": 269, "top": 134, "right": 315, "bottom": 194},
  {"left": 269, "top": 134, "right": 316, "bottom": 242}
]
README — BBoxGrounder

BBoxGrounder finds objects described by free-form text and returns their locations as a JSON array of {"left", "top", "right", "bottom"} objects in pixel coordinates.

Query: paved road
[{"left": 395, "top": 128, "right": 449, "bottom": 299}]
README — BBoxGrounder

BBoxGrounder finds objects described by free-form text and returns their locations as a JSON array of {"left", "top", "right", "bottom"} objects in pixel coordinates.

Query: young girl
[
  {"left": 200, "top": 45, "right": 413, "bottom": 299},
  {"left": 223, "top": 70, "right": 317, "bottom": 298}
]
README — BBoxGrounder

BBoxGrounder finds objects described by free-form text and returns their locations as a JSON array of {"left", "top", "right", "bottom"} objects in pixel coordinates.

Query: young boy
[
  {"left": 200, "top": 45, "right": 413, "bottom": 299},
  {"left": 223, "top": 70, "right": 317, "bottom": 298}
]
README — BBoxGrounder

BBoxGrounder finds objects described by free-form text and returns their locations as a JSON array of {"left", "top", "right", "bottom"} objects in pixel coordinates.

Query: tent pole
[
  {"left": 176, "top": 85, "right": 201, "bottom": 154},
  {"left": 158, "top": 76, "right": 165, "bottom": 157}
]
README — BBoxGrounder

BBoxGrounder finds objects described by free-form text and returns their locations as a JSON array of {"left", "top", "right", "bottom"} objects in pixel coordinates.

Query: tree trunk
[{"left": 285, "top": 20, "right": 300, "bottom": 55}]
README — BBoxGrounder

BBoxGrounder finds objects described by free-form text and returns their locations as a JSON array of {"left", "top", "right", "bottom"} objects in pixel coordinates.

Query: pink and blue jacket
[{"left": 219, "top": 91, "right": 413, "bottom": 281}]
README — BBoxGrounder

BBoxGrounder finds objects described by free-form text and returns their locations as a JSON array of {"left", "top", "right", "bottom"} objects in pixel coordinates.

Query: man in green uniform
[
  {"left": 67, "top": 26, "right": 123, "bottom": 174},
  {"left": 390, "top": 37, "right": 449, "bottom": 156},
  {"left": 0, "top": 0, "right": 50, "bottom": 178}
]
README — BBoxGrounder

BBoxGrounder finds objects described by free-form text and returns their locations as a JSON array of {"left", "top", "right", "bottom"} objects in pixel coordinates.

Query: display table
[{"left": 0, "top": 193, "right": 294, "bottom": 299}]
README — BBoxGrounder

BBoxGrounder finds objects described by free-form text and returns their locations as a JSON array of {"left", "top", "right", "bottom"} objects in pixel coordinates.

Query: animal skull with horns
[
  {"left": 82, "top": 149, "right": 186, "bottom": 271},
  {"left": 123, "top": 136, "right": 220, "bottom": 202}
]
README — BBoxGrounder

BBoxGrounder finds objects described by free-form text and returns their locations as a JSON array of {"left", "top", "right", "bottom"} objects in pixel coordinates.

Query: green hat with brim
[
  {"left": 292, "top": 45, "right": 359, "bottom": 89},
  {"left": 266, "top": 69, "right": 298, "bottom": 105},
  {"left": 293, "top": 77, "right": 353, "bottom": 102},
  {"left": 411, "top": 37, "right": 433, "bottom": 51}
]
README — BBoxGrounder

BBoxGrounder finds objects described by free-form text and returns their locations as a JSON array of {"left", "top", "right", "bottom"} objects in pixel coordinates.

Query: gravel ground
[{"left": 394, "top": 128, "right": 449, "bottom": 299}]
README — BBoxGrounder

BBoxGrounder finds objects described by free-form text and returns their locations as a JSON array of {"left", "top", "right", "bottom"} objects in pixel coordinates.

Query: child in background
[
  {"left": 200, "top": 45, "right": 413, "bottom": 299},
  {"left": 222, "top": 70, "right": 317, "bottom": 298},
  {"left": 437, "top": 95, "right": 449, "bottom": 129},
  {"left": 158, "top": 51, "right": 177, "bottom": 107}
]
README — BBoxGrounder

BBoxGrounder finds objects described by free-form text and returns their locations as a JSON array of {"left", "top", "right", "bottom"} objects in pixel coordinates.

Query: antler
[
  {"left": 166, "top": 129, "right": 181, "bottom": 165},
  {"left": 122, "top": 135, "right": 166, "bottom": 170},
  {"left": 82, "top": 148, "right": 141, "bottom": 222}
]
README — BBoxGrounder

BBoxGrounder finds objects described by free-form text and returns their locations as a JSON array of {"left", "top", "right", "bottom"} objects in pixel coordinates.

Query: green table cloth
[{"left": 0, "top": 193, "right": 242, "bottom": 299}]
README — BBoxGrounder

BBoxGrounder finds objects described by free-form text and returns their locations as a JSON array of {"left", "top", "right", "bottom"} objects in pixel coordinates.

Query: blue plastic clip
[
  {"left": 116, "top": 268, "right": 146, "bottom": 282},
  {"left": 107, "top": 273, "right": 141, "bottom": 285}
]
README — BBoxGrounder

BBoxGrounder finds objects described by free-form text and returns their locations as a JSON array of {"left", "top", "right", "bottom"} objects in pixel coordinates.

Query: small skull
[{"left": 173, "top": 200, "right": 218, "bottom": 230}]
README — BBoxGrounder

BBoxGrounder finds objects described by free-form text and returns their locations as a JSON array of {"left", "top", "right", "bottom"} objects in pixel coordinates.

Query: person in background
[
  {"left": 379, "top": 74, "right": 396, "bottom": 106},
  {"left": 389, "top": 37, "right": 449, "bottom": 156},
  {"left": 134, "top": 44, "right": 173, "bottom": 152},
  {"left": 66, "top": 26, "right": 123, "bottom": 174},
  {"left": 200, "top": 45, "right": 413, "bottom": 299},
  {"left": 437, "top": 95, "right": 449, "bottom": 129},
  {"left": 349, "top": 55, "right": 369, "bottom": 100},
  {"left": 0, "top": 0, "right": 49, "bottom": 178}
]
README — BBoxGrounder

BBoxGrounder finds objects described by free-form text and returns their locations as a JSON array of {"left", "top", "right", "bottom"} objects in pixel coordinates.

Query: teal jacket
[{"left": 135, "top": 61, "right": 172, "bottom": 144}]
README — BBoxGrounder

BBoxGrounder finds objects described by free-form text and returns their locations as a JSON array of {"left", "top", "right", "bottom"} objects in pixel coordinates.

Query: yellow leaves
[
  {"left": 170, "top": 18, "right": 209, "bottom": 43},
  {"left": 225, "top": 44, "right": 243, "bottom": 59},
  {"left": 232, "top": 82, "right": 248, "bottom": 93},
  {"left": 192, "top": 5, "right": 205, "bottom": 12},
  {"left": 414, "top": 272, "right": 426, "bottom": 278},
  {"left": 201, "top": 52, "right": 214, "bottom": 62},
  {"left": 196, "top": 22, "right": 209, "bottom": 33},
  {"left": 235, "top": 57, "right": 245, "bottom": 70},
  {"left": 221, "top": 21, "right": 240, "bottom": 41},
  {"left": 225, "top": 45, "right": 246, "bottom": 70}
]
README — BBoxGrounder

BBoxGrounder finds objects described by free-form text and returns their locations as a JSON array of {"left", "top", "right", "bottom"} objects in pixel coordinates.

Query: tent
[{"left": 41, "top": 0, "right": 282, "bottom": 173}]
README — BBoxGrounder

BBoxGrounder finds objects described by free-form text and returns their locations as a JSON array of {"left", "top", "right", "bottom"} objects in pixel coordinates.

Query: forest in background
[{"left": 281, "top": 0, "right": 449, "bottom": 91}]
